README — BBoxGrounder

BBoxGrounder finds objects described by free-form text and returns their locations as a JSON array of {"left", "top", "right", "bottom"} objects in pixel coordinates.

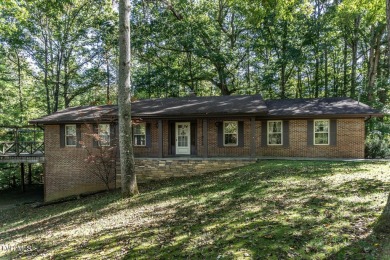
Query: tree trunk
[
  {"left": 315, "top": 56, "right": 319, "bottom": 98},
  {"left": 350, "top": 16, "right": 360, "bottom": 99},
  {"left": 44, "top": 28, "right": 51, "bottom": 115},
  {"left": 367, "top": 26, "right": 383, "bottom": 102},
  {"left": 343, "top": 38, "right": 348, "bottom": 97},
  {"left": 280, "top": 21, "right": 288, "bottom": 99},
  {"left": 28, "top": 164, "right": 32, "bottom": 185},
  {"left": 280, "top": 63, "right": 287, "bottom": 99},
  {"left": 118, "top": 0, "right": 139, "bottom": 197},
  {"left": 324, "top": 48, "right": 329, "bottom": 97},
  {"left": 105, "top": 51, "right": 111, "bottom": 104},
  {"left": 386, "top": 0, "right": 390, "bottom": 74},
  {"left": 296, "top": 67, "right": 302, "bottom": 99},
  {"left": 53, "top": 49, "right": 63, "bottom": 112},
  {"left": 375, "top": 193, "right": 390, "bottom": 233},
  {"left": 20, "top": 163, "right": 25, "bottom": 192},
  {"left": 16, "top": 52, "right": 23, "bottom": 113}
]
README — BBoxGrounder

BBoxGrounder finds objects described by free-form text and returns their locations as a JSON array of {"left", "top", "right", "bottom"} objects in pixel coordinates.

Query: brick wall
[
  {"left": 257, "top": 119, "right": 365, "bottom": 158},
  {"left": 44, "top": 124, "right": 115, "bottom": 202},
  {"left": 43, "top": 117, "right": 365, "bottom": 201}
]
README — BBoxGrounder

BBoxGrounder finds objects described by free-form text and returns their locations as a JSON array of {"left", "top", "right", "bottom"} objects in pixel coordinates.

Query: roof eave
[
  {"left": 256, "top": 113, "right": 383, "bottom": 119},
  {"left": 133, "top": 112, "right": 268, "bottom": 119}
]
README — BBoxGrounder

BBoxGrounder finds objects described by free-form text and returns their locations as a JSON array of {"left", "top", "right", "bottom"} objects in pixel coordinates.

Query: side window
[
  {"left": 314, "top": 120, "right": 329, "bottom": 145},
  {"left": 223, "top": 121, "right": 238, "bottom": 146},
  {"left": 268, "top": 121, "right": 283, "bottom": 145},
  {"left": 65, "top": 125, "right": 77, "bottom": 146},
  {"left": 98, "top": 124, "right": 110, "bottom": 146},
  {"left": 133, "top": 123, "right": 146, "bottom": 146}
]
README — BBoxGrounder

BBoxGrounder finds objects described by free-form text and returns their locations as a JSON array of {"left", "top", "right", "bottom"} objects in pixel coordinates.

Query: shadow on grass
[{"left": 0, "top": 160, "right": 389, "bottom": 259}]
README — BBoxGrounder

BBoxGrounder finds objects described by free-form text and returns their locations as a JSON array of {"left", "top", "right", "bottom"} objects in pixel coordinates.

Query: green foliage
[
  {"left": 128, "top": 0, "right": 389, "bottom": 106},
  {"left": 366, "top": 116, "right": 390, "bottom": 158},
  {"left": 365, "top": 132, "right": 390, "bottom": 159}
]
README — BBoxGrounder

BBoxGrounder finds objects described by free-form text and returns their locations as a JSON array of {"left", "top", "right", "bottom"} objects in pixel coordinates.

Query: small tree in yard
[{"left": 81, "top": 125, "right": 118, "bottom": 191}]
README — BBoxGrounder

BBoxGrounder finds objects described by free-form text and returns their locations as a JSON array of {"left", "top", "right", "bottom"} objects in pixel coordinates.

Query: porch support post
[
  {"left": 20, "top": 163, "right": 25, "bottom": 192},
  {"left": 250, "top": 117, "right": 256, "bottom": 157},
  {"left": 158, "top": 119, "right": 163, "bottom": 158},
  {"left": 28, "top": 163, "right": 32, "bottom": 185},
  {"left": 203, "top": 119, "right": 208, "bottom": 158}
]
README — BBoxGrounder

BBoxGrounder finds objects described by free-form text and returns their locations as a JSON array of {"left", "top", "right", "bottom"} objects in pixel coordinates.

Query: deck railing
[{"left": 0, "top": 141, "right": 44, "bottom": 156}]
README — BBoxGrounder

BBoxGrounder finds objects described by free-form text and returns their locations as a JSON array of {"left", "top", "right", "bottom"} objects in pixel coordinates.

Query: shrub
[{"left": 365, "top": 132, "right": 390, "bottom": 159}]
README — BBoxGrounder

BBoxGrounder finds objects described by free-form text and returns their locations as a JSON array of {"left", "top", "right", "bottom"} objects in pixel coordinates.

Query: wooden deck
[
  {"left": 0, "top": 126, "right": 45, "bottom": 163},
  {"left": 0, "top": 155, "right": 44, "bottom": 163}
]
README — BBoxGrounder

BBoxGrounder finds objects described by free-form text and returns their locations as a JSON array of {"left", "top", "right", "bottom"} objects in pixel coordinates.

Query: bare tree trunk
[{"left": 118, "top": 0, "right": 138, "bottom": 197}]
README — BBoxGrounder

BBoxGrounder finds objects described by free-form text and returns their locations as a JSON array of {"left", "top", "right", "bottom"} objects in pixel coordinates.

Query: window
[
  {"left": 98, "top": 124, "right": 110, "bottom": 146},
  {"left": 223, "top": 121, "right": 238, "bottom": 146},
  {"left": 65, "top": 125, "right": 77, "bottom": 146},
  {"left": 133, "top": 123, "right": 146, "bottom": 146},
  {"left": 268, "top": 121, "right": 283, "bottom": 145},
  {"left": 314, "top": 120, "right": 329, "bottom": 145}
]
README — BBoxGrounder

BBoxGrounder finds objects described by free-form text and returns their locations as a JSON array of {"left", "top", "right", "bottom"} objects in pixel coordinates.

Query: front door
[{"left": 175, "top": 122, "right": 191, "bottom": 155}]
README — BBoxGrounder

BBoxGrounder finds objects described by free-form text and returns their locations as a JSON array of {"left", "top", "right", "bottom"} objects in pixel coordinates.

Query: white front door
[{"left": 176, "top": 122, "right": 191, "bottom": 155}]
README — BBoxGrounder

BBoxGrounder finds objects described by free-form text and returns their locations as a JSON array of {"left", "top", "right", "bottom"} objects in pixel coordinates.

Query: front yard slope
[{"left": 0, "top": 160, "right": 389, "bottom": 259}]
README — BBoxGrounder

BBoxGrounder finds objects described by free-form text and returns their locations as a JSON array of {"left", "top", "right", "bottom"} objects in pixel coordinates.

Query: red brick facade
[{"left": 43, "top": 117, "right": 366, "bottom": 201}]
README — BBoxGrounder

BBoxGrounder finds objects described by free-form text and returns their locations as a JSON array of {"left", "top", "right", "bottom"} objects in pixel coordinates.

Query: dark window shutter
[
  {"left": 110, "top": 124, "right": 116, "bottom": 147},
  {"left": 146, "top": 123, "right": 151, "bottom": 147},
  {"left": 283, "top": 120, "right": 289, "bottom": 147},
  {"left": 307, "top": 120, "right": 314, "bottom": 146},
  {"left": 330, "top": 119, "right": 337, "bottom": 146},
  {"left": 60, "top": 125, "right": 65, "bottom": 148},
  {"left": 261, "top": 121, "right": 267, "bottom": 147},
  {"left": 76, "top": 124, "right": 82, "bottom": 148},
  {"left": 217, "top": 123, "right": 223, "bottom": 147},
  {"left": 92, "top": 124, "right": 98, "bottom": 147},
  {"left": 238, "top": 121, "right": 244, "bottom": 147}
]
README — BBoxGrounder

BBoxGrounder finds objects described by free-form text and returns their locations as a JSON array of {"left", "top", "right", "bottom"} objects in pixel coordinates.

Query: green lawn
[{"left": 0, "top": 160, "right": 389, "bottom": 259}]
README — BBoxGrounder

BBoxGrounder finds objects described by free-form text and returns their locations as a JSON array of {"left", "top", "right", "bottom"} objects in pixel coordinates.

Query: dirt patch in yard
[{"left": 0, "top": 185, "right": 43, "bottom": 210}]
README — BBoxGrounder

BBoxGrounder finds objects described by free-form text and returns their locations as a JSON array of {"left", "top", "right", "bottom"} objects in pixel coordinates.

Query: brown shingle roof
[
  {"left": 29, "top": 95, "right": 382, "bottom": 124},
  {"left": 132, "top": 94, "right": 267, "bottom": 117},
  {"left": 30, "top": 94, "right": 268, "bottom": 124},
  {"left": 29, "top": 105, "right": 118, "bottom": 124},
  {"left": 264, "top": 97, "right": 382, "bottom": 118}
]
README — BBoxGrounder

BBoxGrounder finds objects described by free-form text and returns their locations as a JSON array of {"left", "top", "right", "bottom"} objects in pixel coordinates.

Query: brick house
[{"left": 30, "top": 95, "right": 381, "bottom": 201}]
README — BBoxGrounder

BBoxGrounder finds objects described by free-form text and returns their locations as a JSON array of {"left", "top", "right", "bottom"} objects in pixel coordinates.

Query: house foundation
[{"left": 116, "top": 157, "right": 256, "bottom": 186}]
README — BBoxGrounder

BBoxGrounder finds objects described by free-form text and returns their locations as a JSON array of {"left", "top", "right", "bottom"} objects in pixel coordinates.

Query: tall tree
[
  {"left": 387, "top": 0, "right": 390, "bottom": 75},
  {"left": 118, "top": 0, "right": 138, "bottom": 197},
  {"left": 377, "top": 0, "right": 390, "bottom": 235}
]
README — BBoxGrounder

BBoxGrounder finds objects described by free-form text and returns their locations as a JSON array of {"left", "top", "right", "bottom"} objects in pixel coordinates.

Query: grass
[{"left": 0, "top": 160, "right": 389, "bottom": 259}]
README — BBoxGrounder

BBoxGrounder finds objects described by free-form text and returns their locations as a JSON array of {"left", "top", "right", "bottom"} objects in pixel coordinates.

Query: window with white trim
[
  {"left": 65, "top": 125, "right": 77, "bottom": 146},
  {"left": 98, "top": 124, "right": 110, "bottom": 146},
  {"left": 223, "top": 121, "right": 238, "bottom": 146},
  {"left": 268, "top": 121, "right": 283, "bottom": 145},
  {"left": 133, "top": 123, "right": 146, "bottom": 146},
  {"left": 314, "top": 120, "right": 329, "bottom": 145}
]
